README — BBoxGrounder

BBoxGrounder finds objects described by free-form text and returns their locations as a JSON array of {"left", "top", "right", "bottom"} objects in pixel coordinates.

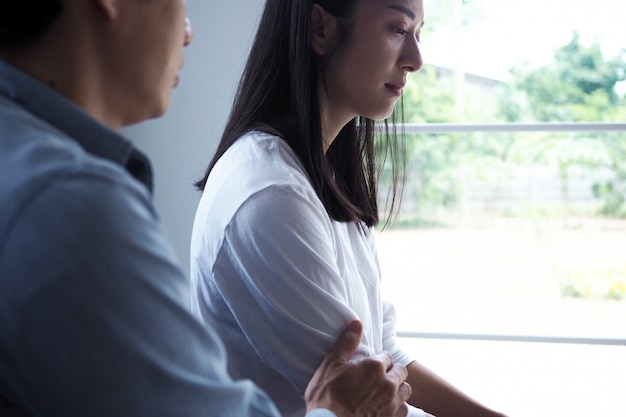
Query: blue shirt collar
[{"left": 0, "top": 59, "right": 153, "bottom": 192}]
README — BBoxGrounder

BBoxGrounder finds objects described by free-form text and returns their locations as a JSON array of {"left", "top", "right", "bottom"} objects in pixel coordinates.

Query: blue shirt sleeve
[{"left": 0, "top": 169, "right": 281, "bottom": 417}]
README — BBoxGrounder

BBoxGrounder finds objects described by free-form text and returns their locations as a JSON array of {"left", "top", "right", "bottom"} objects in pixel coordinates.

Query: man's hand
[{"left": 305, "top": 320, "right": 411, "bottom": 417}]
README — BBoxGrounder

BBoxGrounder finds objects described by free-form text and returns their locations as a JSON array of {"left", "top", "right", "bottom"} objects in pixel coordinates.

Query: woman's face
[{"left": 318, "top": 0, "right": 424, "bottom": 137}]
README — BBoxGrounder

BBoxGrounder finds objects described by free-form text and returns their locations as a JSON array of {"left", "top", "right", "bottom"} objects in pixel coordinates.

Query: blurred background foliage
[
  {"left": 374, "top": 0, "right": 626, "bottom": 300},
  {"left": 379, "top": 30, "right": 626, "bottom": 225}
]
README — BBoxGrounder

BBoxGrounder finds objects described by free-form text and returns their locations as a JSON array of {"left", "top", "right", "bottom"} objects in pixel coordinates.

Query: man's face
[{"left": 110, "top": 0, "right": 193, "bottom": 126}]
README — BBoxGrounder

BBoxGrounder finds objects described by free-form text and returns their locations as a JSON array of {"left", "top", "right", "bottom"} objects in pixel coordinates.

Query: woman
[{"left": 191, "top": 1, "right": 507, "bottom": 416}]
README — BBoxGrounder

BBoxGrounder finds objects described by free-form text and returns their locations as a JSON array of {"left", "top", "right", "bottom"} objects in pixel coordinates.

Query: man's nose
[{"left": 184, "top": 17, "right": 194, "bottom": 47}]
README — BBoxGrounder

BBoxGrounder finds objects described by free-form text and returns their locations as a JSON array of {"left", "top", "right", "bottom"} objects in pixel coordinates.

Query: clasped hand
[{"left": 305, "top": 320, "right": 412, "bottom": 417}]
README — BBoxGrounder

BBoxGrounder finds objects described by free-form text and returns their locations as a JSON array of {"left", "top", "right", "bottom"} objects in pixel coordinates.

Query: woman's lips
[{"left": 385, "top": 81, "right": 405, "bottom": 97}]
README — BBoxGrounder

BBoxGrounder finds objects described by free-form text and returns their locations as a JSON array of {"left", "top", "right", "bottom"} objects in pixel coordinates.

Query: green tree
[
  {"left": 510, "top": 31, "right": 626, "bottom": 122},
  {"left": 504, "top": 32, "right": 626, "bottom": 217},
  {"left": 381, "top": 28, "right": 626, "bottom": 227}
]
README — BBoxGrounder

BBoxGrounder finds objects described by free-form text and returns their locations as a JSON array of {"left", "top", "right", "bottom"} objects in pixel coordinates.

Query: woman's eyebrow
[{"left": 387, "top": 5, "right": 416, "bottom": 20}]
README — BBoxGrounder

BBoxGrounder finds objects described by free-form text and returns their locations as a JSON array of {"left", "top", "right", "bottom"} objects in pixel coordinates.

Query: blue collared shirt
[{"left": 0, "top": 59, "right": 335, "bottom": 417}]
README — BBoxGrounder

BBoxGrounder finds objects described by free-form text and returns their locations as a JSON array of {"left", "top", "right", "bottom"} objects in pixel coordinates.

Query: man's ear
[
  {"left": 94, "top": 0, "right": 120, "bottom": 20},
  {"left": 311, "top": 3, "right": 337, "bottom": 56}
]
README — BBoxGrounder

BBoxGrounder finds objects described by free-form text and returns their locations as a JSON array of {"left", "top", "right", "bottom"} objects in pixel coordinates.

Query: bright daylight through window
[{"left": 375, "top": 1, "right": 626, "bottom": 415}]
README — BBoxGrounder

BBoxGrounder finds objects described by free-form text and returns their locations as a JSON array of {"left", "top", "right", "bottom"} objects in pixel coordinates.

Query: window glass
[
  {"left": 410, "top": 0, "right": 626, "bottom": 123},
  {"left": 377, "top": 2, "right": 626, "bottom": 414},
  {"left": 382, "top": 0, "right": 626, "bottom": 339},
  {"left": 379, "top": 130, "right": 626, "bottom": 339}
]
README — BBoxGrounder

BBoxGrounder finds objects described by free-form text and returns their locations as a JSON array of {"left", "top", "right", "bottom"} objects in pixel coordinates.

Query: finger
[
  {"left": 385, "top": 363, "right": 408, "bottom": 387},
  {"left": 397, "top": 381, "right": 412, "bottom": 403},
  {"left": 369, "top": 351, "right": 394, "bottom": 372},
  {"left": 395, "top": 402, "right": 409, "bottom": 417},
  {"left": 323, "top": 320, "right": 363, "bottom": 365}
]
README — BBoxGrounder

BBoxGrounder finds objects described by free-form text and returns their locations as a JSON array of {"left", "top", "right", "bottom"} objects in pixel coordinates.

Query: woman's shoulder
[
  {"left": 234, "top": 130, "right": 299, "bottom": 162},
  {"left": 192, "top": 130, "right": 326, "bottom": 260},
  {"left": 201, "top": 130, "right": 314, "bottom": 208},
  {"left": 213, "top": 130, "right": 306, "bottom": 183}
]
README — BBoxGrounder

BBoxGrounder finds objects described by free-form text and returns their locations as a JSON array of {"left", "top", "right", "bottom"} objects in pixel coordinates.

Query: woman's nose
[
  {"left": 401, "top": 36, "right": 423, "bottom": 73},
  {"left": 400, "top": 34, "right": 424, "bottom": 72}
]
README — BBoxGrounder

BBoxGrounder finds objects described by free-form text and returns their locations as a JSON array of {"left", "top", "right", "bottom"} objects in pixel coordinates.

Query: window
[{"left": 378, "top": 1, "right": 626, "bottom": 415}]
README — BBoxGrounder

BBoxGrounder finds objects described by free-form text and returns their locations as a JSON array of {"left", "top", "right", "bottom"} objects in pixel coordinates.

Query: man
[{"left": 0, "top": 0, "right": 411, "bottom": 416}]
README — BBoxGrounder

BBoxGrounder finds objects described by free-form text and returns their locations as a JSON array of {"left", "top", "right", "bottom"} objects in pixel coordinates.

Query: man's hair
[
  {"left": 0, "top": 0, "right": 64, "bottom": 49},
  {"left": 196, "top": 0, "right": 406, "bottom": 227}
]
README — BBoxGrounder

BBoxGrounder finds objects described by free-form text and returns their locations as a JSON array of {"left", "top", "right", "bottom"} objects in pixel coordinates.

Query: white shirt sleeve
[
  {"left": 366, "top": 227, "right": 414, "bottom": 366},
  {"left": 382, "top": 300, "right": 415, "bottom": 366},
  {"left": 408, "top": 405, "right": 427, "bottom": 417},
  {"left": 211, "top": 184, "right": 375, "bottom": 393}
]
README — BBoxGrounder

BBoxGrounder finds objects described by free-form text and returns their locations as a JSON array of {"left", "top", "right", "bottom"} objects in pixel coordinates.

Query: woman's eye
[{"left": 391, "top": 26, "right": 407, "bottom": 36}]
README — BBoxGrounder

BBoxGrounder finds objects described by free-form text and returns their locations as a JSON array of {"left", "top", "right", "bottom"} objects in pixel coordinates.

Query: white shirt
[{"left": 190, "top": 131, "right": 423, "bottom": 417}]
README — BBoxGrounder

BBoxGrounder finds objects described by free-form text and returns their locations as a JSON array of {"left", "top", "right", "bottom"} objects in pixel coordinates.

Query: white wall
[{"left": 123, "top": 1, "right": 263, "bottom": 276}]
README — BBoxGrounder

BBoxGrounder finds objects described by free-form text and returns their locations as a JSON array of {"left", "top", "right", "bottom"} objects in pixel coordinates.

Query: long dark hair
[{"left": 195, "top": 0, "right": 406, "bottom": 228}]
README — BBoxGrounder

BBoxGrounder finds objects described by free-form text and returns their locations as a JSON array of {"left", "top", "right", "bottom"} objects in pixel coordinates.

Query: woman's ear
[{"left": 311, "top": 3, "right": 337, "bottom": 56}]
